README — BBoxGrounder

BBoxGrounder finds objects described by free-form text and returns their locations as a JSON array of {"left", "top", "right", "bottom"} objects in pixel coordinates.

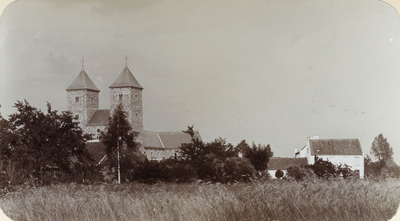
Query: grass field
[{"left": 1, "top": 179, "right": 400, "bottom": 221}]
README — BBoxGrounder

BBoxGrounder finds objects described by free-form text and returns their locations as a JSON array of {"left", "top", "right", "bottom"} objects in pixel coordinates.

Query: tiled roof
[
  {"left": 268, "top": 157, "right": 308, "bottom": 170},
  {"left": 143, "top": 131, "right": 199, "bottom": 149},
  {"left": 66, "top": 70, "right": 100, "bottom": 92},
  {"left": 109, "top": 67, "right": 143, "bottom": 89},
  {"left": 309, "top": 139, "right": 362, "bottom": 155},
  {"left": 87, "top": 109, "right": 110, "bottom": 126}
]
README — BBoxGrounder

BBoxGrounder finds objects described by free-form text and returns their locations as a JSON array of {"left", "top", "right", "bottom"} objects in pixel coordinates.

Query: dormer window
[{"left": 75, "top": 97, "right": 79, "bottom": 103}]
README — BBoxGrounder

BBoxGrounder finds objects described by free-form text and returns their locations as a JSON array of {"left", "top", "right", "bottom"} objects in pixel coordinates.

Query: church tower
[
  {"left": 109, "top": 61, "right": 144, "bottom": 147},
  {"left": 66, "top": 59, "right": 100, "bottom": 129}
]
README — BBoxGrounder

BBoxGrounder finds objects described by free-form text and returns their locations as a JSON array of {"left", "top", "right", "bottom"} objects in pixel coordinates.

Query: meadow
[{"left": 1, "top": 179, "right": 400, "bottom": 221}]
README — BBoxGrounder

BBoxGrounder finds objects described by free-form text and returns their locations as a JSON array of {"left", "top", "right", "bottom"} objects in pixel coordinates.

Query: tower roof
[
  {"left": 66, "top": 70, "right": 100, "bottom": 92},
  {"left": 109, "top": 67, "right": 143, "bottom": 89}
]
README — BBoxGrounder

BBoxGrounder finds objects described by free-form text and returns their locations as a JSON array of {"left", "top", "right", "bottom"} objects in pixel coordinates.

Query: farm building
[
  {"left": 67, "top": 61, "right": 201, "bottom": 161},
  {"left": 267, "top": 157, "right": 308, "bottom": 178},
  {"left": 295, "top": 136, "right": 364, "bottom": 178}
]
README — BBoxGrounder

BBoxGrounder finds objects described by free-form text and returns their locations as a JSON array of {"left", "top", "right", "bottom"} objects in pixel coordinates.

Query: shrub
[
  {"left": 286, "top": 165, "right": 314, "bottom": 181},
  {"left": 134, "top": 160, "right": 167, "bottom": 184},
  {"left": 275, "top": 169, "right": 284, "bottom": 179},
  {"left": 160, "top": 159, "right": 197, "bottom": 183},
  {"left": 309, "top": 157, "right": 338, "bottom": 178},
  {"left": 220, "top": 157, "right": 256, "bottom": 183}
]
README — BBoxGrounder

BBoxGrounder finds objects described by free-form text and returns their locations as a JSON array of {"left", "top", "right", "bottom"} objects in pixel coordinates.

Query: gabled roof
[
  {"left": 109, "top": 67, "right": 143, "bottom": 89},
  {"left": 143, "top": 131, "right": 200, "bottom": 149},
  {"left": 87, "top": 109, "right": 110, "bottom": 126},
  {"left": 85, "top": 131, "right": 200, "bottom": 164},
  {"left": 66, "top": 70, "right": 100, "bottom": 92},
  {"left": 268, "top": 157, "right": 308, "bottom": 170},
  {"left": 309, "top": 139, "right": 362, "bottom": 155}
]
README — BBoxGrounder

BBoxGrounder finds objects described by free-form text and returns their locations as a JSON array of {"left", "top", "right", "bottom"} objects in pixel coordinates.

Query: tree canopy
[
  {"left": 99, "top": 103, "right": 141, "bottom": 182},
  {"left": 0, "top": 100, "right": 95, "bottom": 185},
  {"left": 371, "top": 134, "right": 394, "bottom": 166}
]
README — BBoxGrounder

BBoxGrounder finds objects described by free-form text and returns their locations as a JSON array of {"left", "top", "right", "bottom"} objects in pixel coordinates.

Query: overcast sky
[{"left": 1, "top": 0, "right": 400, "bottom": 164}]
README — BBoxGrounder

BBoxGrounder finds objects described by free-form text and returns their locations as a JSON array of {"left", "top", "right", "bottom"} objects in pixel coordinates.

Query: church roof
[
  {"left": 109, "top": 67, "right": 143, "bottom": 89},
  {"left": 87, "top": 109, "right": 111, "bottom": 126},
  {"left": 85, "top": 130, "right": 201, "bottom": 164},
  {"left": 309, "top": 139, "right": 362, "bottom": 155},
  {"left": 144, "top": 131, "right": 200, "bottom": 149},
  {"left": 66, "top": 70, "right": 100, "bottom": 92}
]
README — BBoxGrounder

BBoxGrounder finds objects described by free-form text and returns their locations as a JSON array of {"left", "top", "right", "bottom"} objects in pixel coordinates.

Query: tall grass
[{"left": 1, "top": 179, "right": 399, "bottom": 221}]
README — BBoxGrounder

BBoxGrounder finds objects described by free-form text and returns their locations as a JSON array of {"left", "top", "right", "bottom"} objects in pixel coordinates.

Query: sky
[{"left": 1, "top": 0, "right": 400, "bottom": 164}]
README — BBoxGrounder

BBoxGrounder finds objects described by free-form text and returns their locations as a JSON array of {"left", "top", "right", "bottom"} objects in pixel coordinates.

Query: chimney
[{"left": 310, "top": 135, "right": 319, "bottom": 140}]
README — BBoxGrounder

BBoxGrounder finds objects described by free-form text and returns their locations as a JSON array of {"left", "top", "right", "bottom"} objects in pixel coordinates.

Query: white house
[{"left": 295, "top": 136, "right": 364, "bottom": 178}]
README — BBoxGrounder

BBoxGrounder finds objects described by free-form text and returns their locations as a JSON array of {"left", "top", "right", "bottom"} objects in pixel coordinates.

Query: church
[{"left": 66, "top": 59, "right": 201, "bottom": 162}]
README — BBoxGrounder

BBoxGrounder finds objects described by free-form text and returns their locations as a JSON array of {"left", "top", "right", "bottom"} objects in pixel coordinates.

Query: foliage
[
  {"left": 134, "top": 159, "right": 167, "bottom": 184},
  {"left": 309, "top": 157, "right": 338, "bottom": 178},
  {"left": 0, "top": 100, "right": 95, "bottom": 186},
  {"left": 160, "top": 158, "right": 197, "bottom": 183},
  {"left": 242, "top": 142, "right": 273, "bottom": 172},
  {"left": 178, "top": 126, "right": 238, "bottom": 181},
  {"left": 336, "top": 164, "right": 353, "bottom": 179},
  {"left": 99, "top": 103, "right": 141, "bottom": 182},
  {"left": 286, "top": 165, "right": 314, "bottom": 181},
  {"left": 219, "top": 157, "right": 256, "bottom": 183},
  {"left": 275, "top": 169, "right": 284, "bottom": 179},
  {"left": 371, "top": 134, "right": 394, "bottom": 166}
]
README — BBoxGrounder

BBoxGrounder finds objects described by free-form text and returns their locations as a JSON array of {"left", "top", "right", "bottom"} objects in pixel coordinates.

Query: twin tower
[{"left": 66, "top": 64, "right": 144, "bottom": 146}]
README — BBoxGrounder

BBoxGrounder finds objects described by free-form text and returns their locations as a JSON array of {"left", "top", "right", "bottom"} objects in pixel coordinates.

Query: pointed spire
[
  {"left": 66, "top": 58, "right": 100, "bottom": 92},
  {"left": 109, "top": 66, "right": 143, "bottom": 89},
  {"left": 124, "top": 54, "right": 129, "bottom": 67},
  {"left": 81, "top": 56, "right": 85, "bottom": 70}
]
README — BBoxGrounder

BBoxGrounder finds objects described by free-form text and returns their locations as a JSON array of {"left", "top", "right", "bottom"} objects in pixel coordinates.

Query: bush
[
  {"left": 275, "top": 169, "right": 284, "bottom": 179},
  {"left": 309, "top": 157, "right": 338, "bottom": 178},
  {"left": 134, "top": 160, "right": 167, "bottom": 184},
  {"left": 220, "top": 157, "right": 256, "bottom": 183},
  {"left": 286, "top": 165, "right": 314, "bottom": 181},
  {"left": 160, "top": 159, "right": 197, "bottom": 183}
]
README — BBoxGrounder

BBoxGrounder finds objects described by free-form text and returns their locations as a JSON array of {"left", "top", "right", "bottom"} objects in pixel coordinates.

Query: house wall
[{"left": 312, "top": 155, "right": 364, "bottom": 178}]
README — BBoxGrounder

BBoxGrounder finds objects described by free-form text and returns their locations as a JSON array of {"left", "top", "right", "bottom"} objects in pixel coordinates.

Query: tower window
[
  {"left": 136, "top": 112, "right": 138, "bottom": 117},
  {"left": 75, "top": 97, "right": 79, "bottom": 103},
  {"left": 119, "top": 94, "right": 123, "bottom": 102}
]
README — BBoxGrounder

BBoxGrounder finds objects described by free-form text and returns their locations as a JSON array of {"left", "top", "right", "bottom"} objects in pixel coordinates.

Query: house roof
[
  {"left": 268, "top": 157, "right": 308, "bottom": 170},
  {"left": 87, "top": 109, "right": 110, "bottom": 126},
  {"left": 309, "top": 139, "right": 362, "bottom": 155},
  {"left": 66, "top": 70, "right": 100, "bottom": 92},
  {"left": 109, "top": 67, "right": 143, "bottom": 89}
]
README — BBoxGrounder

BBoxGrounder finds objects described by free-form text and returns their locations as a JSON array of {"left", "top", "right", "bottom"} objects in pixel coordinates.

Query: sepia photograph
[{"left": 0, "top": 0, "right": 400, "bottom": 220}]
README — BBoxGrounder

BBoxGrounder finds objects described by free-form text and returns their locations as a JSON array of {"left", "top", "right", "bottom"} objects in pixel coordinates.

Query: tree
[
  {"left": 371, "top": 134, "right": 394, "bottom": 166},
  {"left": 99, "top": 103, "right": 141, "bottom": 183},
  {"left": 1, "top": 100, "right": 95, "bottom": 185},
  {"left": 242, "top": 142, "right": 274, "bottom": 172},
  {"left": 178, "top": 126, "right": 238, "bottom": 181}
]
